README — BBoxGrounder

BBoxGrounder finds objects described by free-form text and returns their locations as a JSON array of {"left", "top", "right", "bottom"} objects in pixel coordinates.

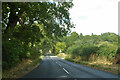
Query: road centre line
[{"left": 63, "top": 68, "right": 69, "bottom": 74}]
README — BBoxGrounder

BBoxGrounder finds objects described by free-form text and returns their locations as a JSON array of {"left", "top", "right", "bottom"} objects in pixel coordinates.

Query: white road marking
[
  {"left": 58, "top": 64, "right": 61, "bottom": 67},
  {"left": 63, "top": 68, "right": 69, "bottom": 74}
]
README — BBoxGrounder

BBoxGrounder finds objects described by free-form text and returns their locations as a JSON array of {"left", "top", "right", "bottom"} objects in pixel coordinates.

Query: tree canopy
[
  {"left": 2, "top": 2, "right": 74, "bottom": 36},
  {"left": 2, "top": 2, "right": 74, "bottom": 70}
]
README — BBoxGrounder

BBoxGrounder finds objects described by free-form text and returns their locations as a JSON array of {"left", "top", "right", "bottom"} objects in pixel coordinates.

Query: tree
[
  {"left": 2, "top": 2, "right": 74, "bottom": 37},
  {"left": 2, "top": 2, "right": 74, "bottom": 70},
  {"left": 65, "top": 32, "right": 118, "bottom": 62},
  {"left": 100, "top": 32, "right": 118, "bottom": 43},
  {"left": 62, "top": 31, "right": 79, "bottom": 48},
  {"left": 79, "top": 33, "right": 83, "bottom": 39},
  {"left": 55, "top": 42, "right": 66, "bottom": 54}
]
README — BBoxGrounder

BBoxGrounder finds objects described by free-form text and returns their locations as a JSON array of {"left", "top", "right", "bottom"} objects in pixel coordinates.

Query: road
[{"left": 20, "top": 55, "right": 119, "bottom": 80}]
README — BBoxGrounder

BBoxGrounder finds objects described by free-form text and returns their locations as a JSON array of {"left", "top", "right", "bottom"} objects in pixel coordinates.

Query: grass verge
[
  {"left": 2, "top": 56, "right": 44, "bottom": 79},
  {"left": 64, "top": 57, "right": 119, "bottom": 75}
]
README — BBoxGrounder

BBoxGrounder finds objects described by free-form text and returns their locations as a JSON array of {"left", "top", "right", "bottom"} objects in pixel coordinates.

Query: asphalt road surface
[{"left": 21, "top": 55, "right": 119, "bottom": 79}]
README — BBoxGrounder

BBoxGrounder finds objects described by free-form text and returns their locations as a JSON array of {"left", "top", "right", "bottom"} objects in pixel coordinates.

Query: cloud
[
  {"left": 69, "top": 0, "right": 119, "bottom": 35},
  {"left": 78, "top": 16, "right": 88, "bottom": 20}
]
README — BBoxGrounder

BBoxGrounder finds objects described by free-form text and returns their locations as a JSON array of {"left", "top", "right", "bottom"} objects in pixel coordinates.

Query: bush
[
  {"left": 97, "top": 42, "right": 117, "bottom": 59},
  {"left": 2, "top": 39, "right": 21, "bottom": 70},
  {"left": 66, "top": 44, "right": 98, "bottom": 61},
  {"left": 82, "top": 45, "right": 98, "bottom": 56}
]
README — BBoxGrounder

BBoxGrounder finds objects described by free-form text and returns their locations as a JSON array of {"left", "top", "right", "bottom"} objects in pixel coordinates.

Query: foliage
[
  {"left": 2, "top": 2, "right": 74, "bottom": 37},
  {"left": 2, "top": 2, "right": 74, "bottom": 70},
  {"left": 101, "top": 33, "right": 118, "bottom": 43},
  {"left": 55, "top": 42, "right": 66, "bottom": 54},
  {"left": 97, "top": 41, "right": 117, "bottom": 58},
  {"left": 64, "top": 32, "right": 118, "bottom": 62},
  {"left": 62, "top": 32, "right": 79, "bottom": 49}
]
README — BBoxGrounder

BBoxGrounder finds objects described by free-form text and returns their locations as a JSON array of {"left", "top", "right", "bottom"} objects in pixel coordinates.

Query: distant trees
[
  {"left": 101, "top": 33, "right": 118, "bottom": 43},
  {"left": 59, "top": 32, "right": 118, "bottom": 63},
  {"left": 55, "top": 42, "right": 66, "bottom": 54},
  {"left": 62, "top": 32, "right": 79, "bottom": 48}
]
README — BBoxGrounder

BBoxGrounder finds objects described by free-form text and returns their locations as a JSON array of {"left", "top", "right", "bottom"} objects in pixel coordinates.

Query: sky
[{"left": 69, "top": 0, "right": 120, "bottom": 35}]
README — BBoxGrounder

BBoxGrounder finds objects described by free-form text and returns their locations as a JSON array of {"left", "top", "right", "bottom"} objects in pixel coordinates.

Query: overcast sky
[{"left": 69, "top": 0, "right": 120, "bottom": 35}]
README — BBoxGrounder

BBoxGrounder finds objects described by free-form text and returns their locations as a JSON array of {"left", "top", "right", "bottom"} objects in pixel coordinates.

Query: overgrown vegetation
[
  {"left": 60, "top": 32, "right": 119, "bottom": 64},
  {"left": 55, "top": 32, "right": 119, "bottom": 74},
  {"left": 55, "top": 32, "right": 119, "bottom": 75},
  {"left": 2, "top": 2, "right": 73, "bottom": 74},
  {"left": 3, "top": 56, "right": 43, "bottom": 78}
]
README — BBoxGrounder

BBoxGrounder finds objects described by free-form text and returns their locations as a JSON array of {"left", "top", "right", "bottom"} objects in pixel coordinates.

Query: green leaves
[
  {"left": 55, "top": 42, "right": 66, "bottom": 54},
  {"left": 97, "top": 41, "right": 117, "bottom": 57},
  {"left": 65, "top": 32, "right": 118, "bottom": 61},
  {"left": 3, "top": 2, "right": 74, "bottom": 37},
  {"left": 2, "top": 2, "right": 74, "bottom": 71}
]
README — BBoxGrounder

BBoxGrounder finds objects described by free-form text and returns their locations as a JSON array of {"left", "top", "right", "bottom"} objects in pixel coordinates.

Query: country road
[{"left": 20, "top": 55, "right": 119, "bottom": 80}]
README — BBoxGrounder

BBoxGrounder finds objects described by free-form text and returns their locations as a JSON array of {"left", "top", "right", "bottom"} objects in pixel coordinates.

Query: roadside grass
[
  {"left": 65, "top": 57, "right": 74, "bottom": 62},
  {"left": 64, "top": 57, "right": 119, "bottom": 75},
  {"left": 88, "top": 63, "right": 119, "bottom": 75},
  {"left": 2, "top": 56, "right": 43, "bottom": 79},
  {"left": 33, "top": 56, "right": 43, "bottom": 66}
]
